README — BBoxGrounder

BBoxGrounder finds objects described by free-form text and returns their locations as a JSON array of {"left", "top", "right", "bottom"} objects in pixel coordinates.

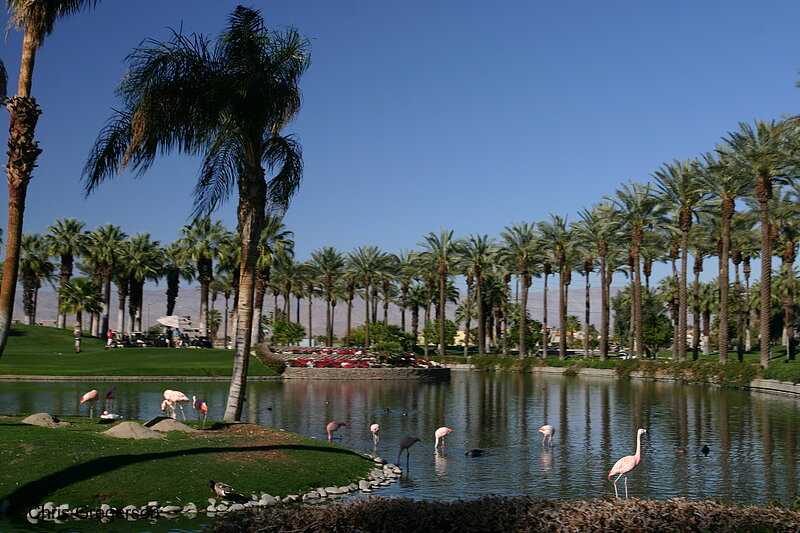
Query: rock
[
  {"left": 28, "top": 508, "right": 40, "bottom": 519},
  {"left": 206, "top": 505, "right": 216, "bottom": 513},
  {"left": 122, "top": 505, "right": 137, "bottom": 513},
  {"left": 259, "top": 494, "right": 277, "bottom": 506},
  {"left": 324, "top": 486, "right": 342, "bottom": 495},
  {"left": 316, "top": 488, "right": 328, "bottom": 498},
  {"left": 216, "top": 503, "right": 228, "bottom": 512},
  {"left": 348, "top": 483, "right": 358, "bottom": 491},
  {"left": 43, "top": 502, "right": 54, "bottom": 512},
  {"left": 359, "top": 480, "right": 372, "bottom": 491},
  {"left": 103, "top": 422, "right": 165, "bottom": 440},
  {"left": 182, "top": 503, "right": 197, "bottom": 513},
  {"left": 100, "top": 503, "right": 111, "bottom": 512},
  {"left": 372, "top": 456, "right": 385, "bottom": 463},
  {"left": 161, "top": 505, "right": 181, "bottom": 513},
  {"left": 208, "top": 498, "right": 217, "bottom": 505},
  {"left": 228, "top": 504, "right": 245, "bottom": 512},
  {"left": 144, "top": 418, "right": 198, "bottom": 433},
  {"left": 338, "top": 486, "right": 351, "bottom": 493},
  {"left": 147, "top": 501, "right": 160, "bottom": 508},
  {"left": 22, "top": 413, "right": 70, "bottom": 428},
  {"left": 283, "top": 494, "right": 299, "bottom": 503}
]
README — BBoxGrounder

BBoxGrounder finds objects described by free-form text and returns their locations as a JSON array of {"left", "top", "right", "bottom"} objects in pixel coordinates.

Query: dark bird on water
[
  {"left": 702, "top": 445, "right": 710, "bottom": 456},
  {"left": 209, "top": 480, "right": 248, "bottom": 503},
  {"left": 465, "top": 449, "right": 485, "bottom": 457}
]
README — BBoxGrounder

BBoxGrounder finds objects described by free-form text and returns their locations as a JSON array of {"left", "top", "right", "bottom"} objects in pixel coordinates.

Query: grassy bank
[
  {"left": 0, "top": 415, "right": 373, "bottom": 514},
  {"left": 0, "top": 324, "right": 277, "bottom": 377}
]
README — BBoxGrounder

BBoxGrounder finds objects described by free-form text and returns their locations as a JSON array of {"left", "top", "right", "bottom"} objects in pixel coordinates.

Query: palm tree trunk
[
  {"left": 718, "top": 198, "right": 733, "bottom": 361},
  {"left": 251, "top": 283, "right": 266, "bottom": 346},
  {"left": 782, "top": 246, "right": 796, "bottom": 361},
  {"left": 0, "top": 96, "right": 42, "bottom": 357},
  {"left": 518, "top": 269, "right": 529, "bottom": 358},
  {"left": 464, "top": 279, "right": 472, "bottom": 357},
  {"left": 307, "top": 295, "right": 313, "bottom": 345},
  {"left": 477, "top": 271, "right": 486, "bottom": 357},
  {"left": 733, "top": 255, "right": 744, "bottom": 361},
  {"left": 677, "top": 219, "right": 690, "bottom": 362},
  {"left": 364, "top": 284, "right": 371, "bottom": 347},
  {"left": 692, "top": 254, "right": 702, "bottom": 360},
  {"left": 345, "top": 296, "right": 353, "bottom": 347},
  {"left": 583, "top": 266, "right": 591, "bottom": 359},
  {"left": 438, "top": 269, "right": 446, "bottom": 357},
  {"left": 632, "top": 229, "right": 644, "bottom": 358},
  {"left": 599, "top": 246, "right": 609, "bottom": 360},
  {"left": 559, "top": 266, "right": 568, "bottom": 360},
  {"left": 224, "top": 169, "right": 265, "bottom": 421},
  {"left": 744, "top": 257, "right": 752, "bottom": 353},
  {"left": 757, "top": 173, "right": 772, "bottom": 367},
  {"left": 542, "top": 270, "right": 549, "bottom": 354},
  {"left": 326, "top": 294, "right": 333, "bottom": 347}
]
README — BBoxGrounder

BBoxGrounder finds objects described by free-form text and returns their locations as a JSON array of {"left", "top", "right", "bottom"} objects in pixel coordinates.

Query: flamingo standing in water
[
  {"left": 370, "top": 423, "right": 380, "bottom": 444},
  {"left": 80, "top": 389, "right": 99, "bottom": 419},
  {"left": 608, "top": 428, "right": 648, "bottom": 498},
  {"left": 434, "top": 427, "right": 453, "bottom": 450},
  {"left": 161, "top": 399, "right": 176, "bottom": 418},
  {"left": 397, "top": 436, "right": 420, "bottom": 464},
  {"left": 538, "top": 425, "right": 555, "bottom": 447},
  {"left": 326, "top": 421, "right": 347, "bottom": 441},
  {"left": 104, "top": 386, "right": 117, "bottom": 412},
  {"left": 163, "top": 389, "right": 190, "bottom": 419},
  {"left": 193, "top": 396, "right": 209, "bottom": 428}
]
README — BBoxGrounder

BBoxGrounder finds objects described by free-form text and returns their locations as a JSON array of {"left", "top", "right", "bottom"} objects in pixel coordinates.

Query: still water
[{"left": 1, "top": 371, "right": 799, "bottom": 531}]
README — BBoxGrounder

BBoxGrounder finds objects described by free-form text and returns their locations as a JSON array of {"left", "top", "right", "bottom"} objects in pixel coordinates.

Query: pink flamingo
[
  {"left": 434, "top": 427, "right": 453, "bottom": 450},
  {"left": 163, "top": 389, "right": 190, "bottom": 419},
  {"left": 370, "top": 423, "right": 380, "bottom": 444},
  {"left": 326, "top": 421, "right": 347, "bottom": 441},
  {"left": 608, "top": 428, "right": 648, "bottom": 498},
  {"left": 104, "top": 386, "right": 117, "bottom": 412},
  {"left": 161, "top": 399, "right": 176, "bottom": 418},
  {"left": 538, "top": 425, "right": 555, "bottom": 447},
  {"left": 397, "top": 435, "right": 420, "bottom": 464},
  {"left": 193, "top": 396, "right": 209, "bottom": 428},
  {"left": 80, "top": 389, "right": 99, "bottom": 419}
]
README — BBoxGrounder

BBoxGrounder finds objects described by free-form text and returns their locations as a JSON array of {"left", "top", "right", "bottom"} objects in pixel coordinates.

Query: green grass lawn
[
  {"left": 0, "top": 415, "right": 373, "bottom": 513},
  {"left": 0, "top": 324, "right": 277, "bottom": 377}
]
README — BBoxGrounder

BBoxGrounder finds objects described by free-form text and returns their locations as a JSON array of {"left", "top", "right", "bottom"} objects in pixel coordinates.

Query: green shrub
[{"left": 763, "top": 362, "right": 800, "bottom": 384}]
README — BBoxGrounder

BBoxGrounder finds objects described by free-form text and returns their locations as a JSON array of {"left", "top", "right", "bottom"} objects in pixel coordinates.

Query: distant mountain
[{"left": 19, "top": 286, "right": 621, "bottom": 337}]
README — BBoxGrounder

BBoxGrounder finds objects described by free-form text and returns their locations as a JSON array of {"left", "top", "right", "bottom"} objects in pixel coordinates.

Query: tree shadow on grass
[{"left": 4, "top": 444, "right": 363, "bottom": 512}]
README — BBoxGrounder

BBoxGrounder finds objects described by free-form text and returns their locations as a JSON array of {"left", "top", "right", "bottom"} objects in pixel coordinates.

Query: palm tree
[
  {"left": 460, "top": 234, "right": 496, "bottom": 357},
  {"left": 606, "top": 182, "right": 663, "bottom": 358},
  {"left": 498, "top": 222, "right": 538, "bottom": 358},
  {"left": 162, "top": 241, "right": 193, "bottom": 317},
  {"left": 83, "top": 7, "right": 309, "bottom": 420},
  {"left": 85, "top": 224, "right": 126, "bottom": 336},
  {"left": 395, "top": 250, "right": 420, "bottom": 333},
  {"left": 253, "top": 217, "right": 293, "bottom": 345},
  {"left": 44, "top": 218, "right": 88, "bottom": 329},
  {"left": 702, "top": 147, "right": 754, "bottom": 361},
  {"left": 688, "top": 220, "right": 714, "bottom": 360},
  {"left": 653, "top": 159, "right": 710, "bottom": 362},
  {"left": 119, "top": 234, "right": 161, "bottom": 333},
  {"left": 418, "top": 230, "right": 462, "bottom": 357},
  {"left": 723, "top": 120, "right": 798, "bottom": 367},
  {"left": 771, "top": 188, "right": 800, "bottom": 360},
  {"left": 310, "top": 247, "right": 345, "bottom": 346},
  {"left": 59, "top": 277, "right": 102, "bottom": 352},
  {"left": 0, "top": 0, "right": 101, "bottom": 357},
  {"left": 539, "top": 215, "right": 574, "bottom": 360},
  {"left": 178, "top": 217, "right": 229, "bottom": 338},
  {"left": 19, "top": 233, "right": 54, "bottom": 325},
  {"left": 347, "top": 246, "right": 391, "bottom": 347}
]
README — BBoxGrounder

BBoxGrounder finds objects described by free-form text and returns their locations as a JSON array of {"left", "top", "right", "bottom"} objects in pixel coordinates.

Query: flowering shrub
[{"left": 284, "top": 351, "right": 441, "bottom": 369}]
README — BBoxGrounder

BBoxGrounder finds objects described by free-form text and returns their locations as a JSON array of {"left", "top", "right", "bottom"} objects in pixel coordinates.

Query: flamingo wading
[
  {"left": 608, "top": 428, "right": 648, "bottom": 498},
  {"left": 193, "top": 396, "right": 209, "bottom": 428},
  {"left": 326, "top": 421, "right": 347, "bottom": 441},
  {"left": 434, "top": 427, "right": 453, "bottom": 450},
  {"left": 397, "top": 436, "right": 420, "bottom": 464},
  {"left": 163, "top": 389, "right": 190, "bottom": 419},
  {"left": 538, "top": 425, "right": 555, "bottom": 447},
  {"left": 370, "top": 423, "right": 380, "bottom": 444}
]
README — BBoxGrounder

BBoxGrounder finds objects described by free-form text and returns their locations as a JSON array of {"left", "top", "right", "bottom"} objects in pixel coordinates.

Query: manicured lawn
[
  {"left": 0, "top": 415, "right": 373, "bottom": 513},
  {"left": 0, "top": 325, "right": 277, "bottom": 377}
]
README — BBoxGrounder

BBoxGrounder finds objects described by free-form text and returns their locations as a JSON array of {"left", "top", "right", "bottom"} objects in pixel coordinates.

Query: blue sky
[{"left": 1, "top": 0, "right": 799, "bottom": 292}]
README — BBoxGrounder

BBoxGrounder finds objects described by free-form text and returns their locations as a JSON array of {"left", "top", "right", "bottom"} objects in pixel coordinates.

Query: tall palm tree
[
  {"left": 539, "top": 215, "right": 574, "bottom": 360},
  {"left": 178, "top": 217, "right": 229, "bottom": 338},
  {"left": 119, "top": 234, "right": 161, "bottom": 333},
  {"left": 460, "top": 234, "right": 496, "bottom": 357},
  {"left": 310, "top": 247, "right": 345, "bottom": 346},
  {"left": 85, "top": 224, "right": 126, "bottom": 336},
  {"left": 253, "top": 217, "right": 293, "bottom": 345},
  {"left": 162, "top": 241, "right": 193, "bottom": 317},
  {"left": 723, "top": 120, "right": 798, "bottom": 367},
  {"left": 59, "top": 277, "right": 102, "bottom": 352},
  {"left": 771, "top": 189, "right": 800, "bottom": 360},
  {"left": 395, "top": 250, "right": 420, "bottom": 333},
  {"left": 418, "top": 230, "right": 462, "bottom": 357},
  {"left": 606, "top": 182, "right": 663, "bottom": 358},
  {"left": 0, "top": 0, "right": 101, "bottom": 357},
  {"left": 653, "top": 159, "right": 710, "bottom": 362},
  {"left": 83, "top": 7, "right": 309, "bottom": 420},
  {"left": 498, "top": 222, "right": 538, "bottom": 358},
  {"left": 346, "top": 246, "right": 391, "bottom": 347},
  {"left": 702, "top": 147, "right": 754, "bottom": 361},
  {"left": 44, "top": 218, "right": 88, "bottom": 329},
  {"left": 19, "top": 233, "right": 54, "bottom": 325}
]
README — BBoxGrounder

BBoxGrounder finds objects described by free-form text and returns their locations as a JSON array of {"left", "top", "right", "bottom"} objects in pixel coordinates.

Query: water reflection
[{"left": 1, "top": 372, "right": 799, "bottom": 505}]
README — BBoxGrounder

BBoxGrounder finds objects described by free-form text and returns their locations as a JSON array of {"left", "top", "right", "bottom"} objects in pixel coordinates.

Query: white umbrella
[{"left": 156, "top": 315, "right": 193, "bottom": 328}]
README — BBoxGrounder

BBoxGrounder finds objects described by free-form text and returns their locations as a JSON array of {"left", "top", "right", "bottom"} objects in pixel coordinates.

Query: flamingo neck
[{"left": 634, "top": 432, "right": 643, "bottom": 460}]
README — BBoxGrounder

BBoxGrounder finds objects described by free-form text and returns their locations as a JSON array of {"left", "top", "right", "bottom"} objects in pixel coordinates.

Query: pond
[{"left": 1, "top": 371, "right": 798, "bottom": 532}]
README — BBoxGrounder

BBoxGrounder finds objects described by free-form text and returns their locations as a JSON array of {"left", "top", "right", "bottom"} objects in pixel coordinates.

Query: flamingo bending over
[
  {"left": 538, "top": 425, "right": 555, "bottom": 447},
  {"left": 193, "top": 396, "right": 209, "bottom": 428},
  {"left": 161, "top": 399, "right": 176, "bottom": 418},
  {"left": 397, "top": 435, "right": 420, "bottom": 464},
  {"left": 608, "top": 428, "right": 648, "bottom": 498},
  {"left": 434, "top": 427, "right": 453, "bottom": 450},
  {"left": 163, "top": 389, "right": 190, "bottom": 419},
  {"left": 370, "top": 423, "right": 380, "bottom": 444},
  {"left": 80, "top": 389, "right": 99, "bottom": 419},
  {"left": 326, "top": 421, "right": 347, "bottom": 441}
]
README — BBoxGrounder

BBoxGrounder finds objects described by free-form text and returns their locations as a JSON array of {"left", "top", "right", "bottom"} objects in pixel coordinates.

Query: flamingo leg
[
  {"left": 624, "top": 476, "right": 628, "bottom": 498},
  {"left": 202, "top": 411, "right": 207, "bottom": 429},
  {"left": 613, "top": 473, "right": 623, "bottom": 498}
]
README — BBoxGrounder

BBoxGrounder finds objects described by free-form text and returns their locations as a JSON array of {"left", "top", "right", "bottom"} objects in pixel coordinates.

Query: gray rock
[
  {"left": 228, "top": 504, "right": 246, "bottom": 512},
  {"left": 122, "top": 505, "right": 137, "bottom": 513},
  {"left": 43, "top": 502, "right": 54, "bottom": 512},
  {"left": 372, "top": 456, "right": 385, "bottom": 463},
  {"left": 370, "top": 468, "right": 385, "bottom": 480},
  {"left": 359, "top": 480, "right": 372, "bottom": 491},
  {"left": 206, "top": 504, "right": 217, "bottom": 513},
  {"left": 283, "top": 494, "right": 299, "bottom": 503},
  {"left": 338, "top": 486, "right": 351, "bottom": 493},
  {"left": 259, "top": 494, "right": 277, "bottom": 506},
  {"left": 28, "top": 508, "right": 40, "bottom": 519},
  {"left": 216, "top": 503, "right": 228, "bottom": 512},
  {"left": 208, "top": 497, "right": 217, "bottom": 505},
  {"left": 182, "top": 503, "right": 197, "bottom": 512},
  {"left": 147, "top": 501, "right": 159, "bottom": 508},
  {"left": 316, "top": 488, "right": 328, "bottom": 498},
  {"left": 161, "top": 505, "right": 181, "bottom": 513},
  {"left": 324, "top": 486, "right": 342, "bottom": 495},
  {"left": 100, "top": 503, "right": 111, "bottom": 512}
]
